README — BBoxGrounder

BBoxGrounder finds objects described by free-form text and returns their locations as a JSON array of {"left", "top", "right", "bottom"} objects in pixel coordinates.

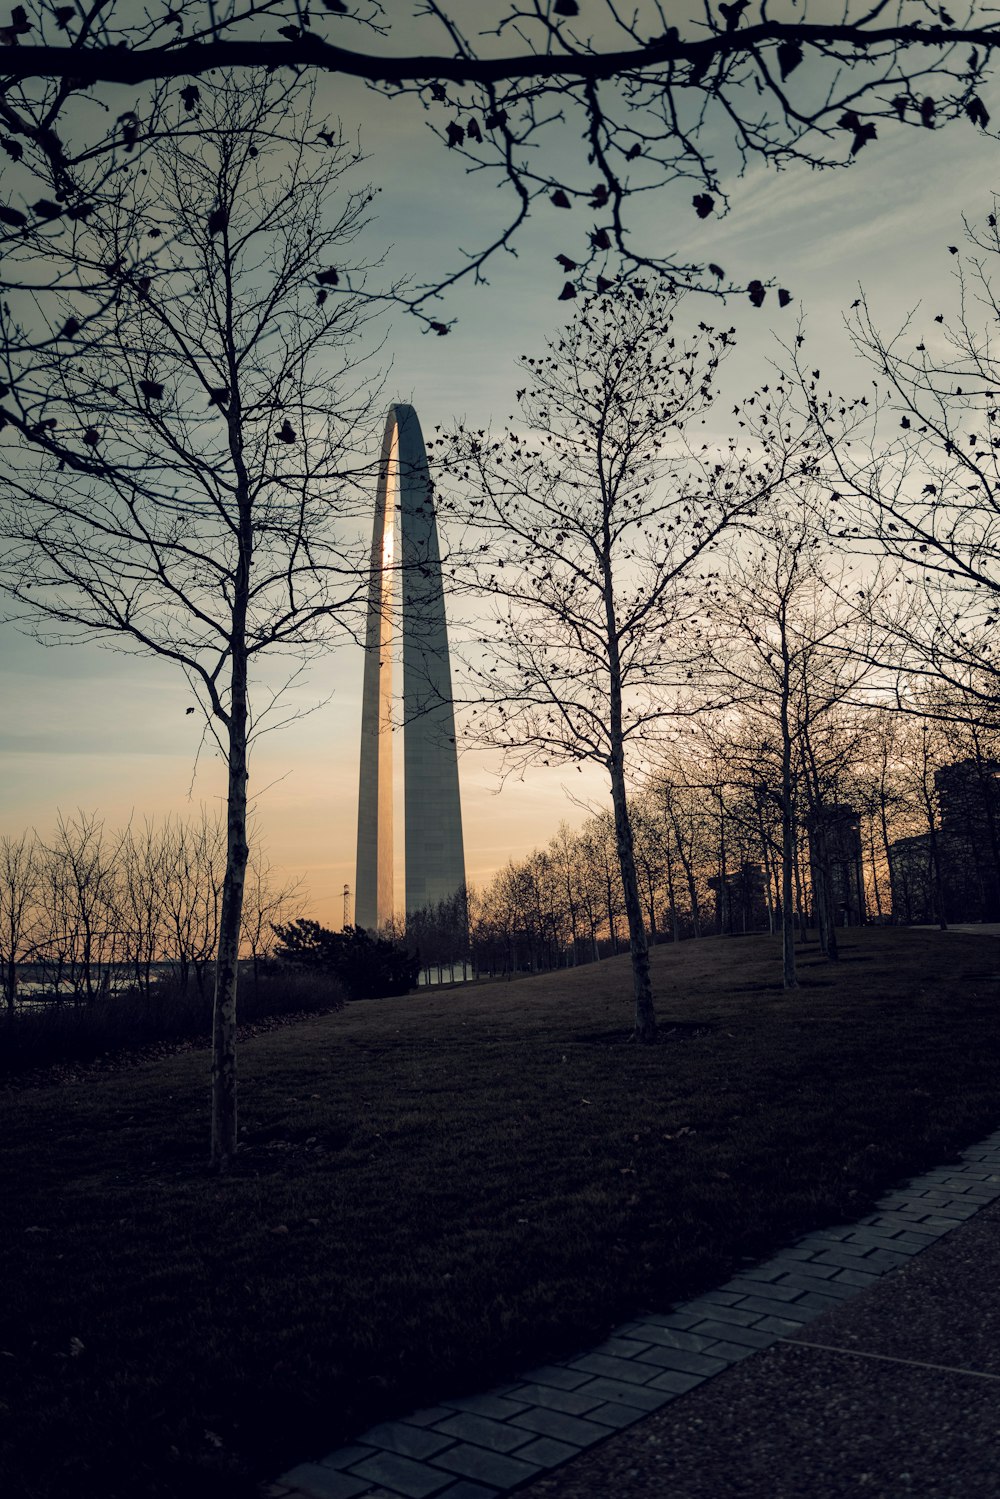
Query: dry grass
[{"left": 2, "top": 928, "right": 998, "bottom": 1499}]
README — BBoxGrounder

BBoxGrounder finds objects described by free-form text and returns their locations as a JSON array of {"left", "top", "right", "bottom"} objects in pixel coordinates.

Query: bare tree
[
  {"left": 119, "top": 820, "right": 169, "bottom": 1002},
  {"left": 656, "top": 767, "right": 714, "bottom": 940},
  {"left": 849, "top": 711, "right": 917, "bottom": 921},
  {"left": 34, "top": 830, "right": 73, "bottom": 999},
  {"left": 158, "top": 810, "right": 225, "bottom": 997},
  {"left": 709, "top": 525, "right": 812, "bottom": 984},
  {"left": 799, "top": 209, "right": 1000, "bottom": 729},
  {"left": 241, "top": 846, "right": 305, "bottom": 984},
  {"left": 547, "top": 821, "right": 585, "bottom": 966},
  {"left": 0, "top": 830, "right": 40, "bottom": 1009},
  {"left": 440, "top": 285, "right": 795, "bottom": 1040},
  {"left": 0, "top": 76, "right": 381, "bottom": 1166},
  {"left": 913, "top": 716, "right": 951, "bottom": 928},
  {"left": 468, "top": 680, "right": 998, "bottom": 959},
  {"left": 627, "top": 794, "right": 668, "bottom": 947},
  {"left": 3, "top": 5, "right": 999, "bottom": 311},
  {"left": 0, "top": 807, "right": 309, "bottom": 1012},
  {"left": 42, "top": 809, "right": 123, "bottom": 1002},
  {"left": 570, "top": 829, "right": 605, "bottom": 964},
  {"left": 706, "top": 509, "right": 877, "bottom": 981}
]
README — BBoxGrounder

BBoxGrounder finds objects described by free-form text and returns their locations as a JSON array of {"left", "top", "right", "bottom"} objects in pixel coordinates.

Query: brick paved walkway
[{"left": 267, "top": 1127, "right": 1000, "bottom": 1499}]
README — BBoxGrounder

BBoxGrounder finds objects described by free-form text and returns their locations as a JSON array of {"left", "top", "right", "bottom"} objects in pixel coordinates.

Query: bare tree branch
[{"left": 3, "top": 3, "right": 1000, "bottom": 308}]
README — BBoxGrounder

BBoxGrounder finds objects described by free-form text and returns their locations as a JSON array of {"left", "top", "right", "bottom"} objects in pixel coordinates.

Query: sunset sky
[{"left": 2, "top": 53, "right": 999, "bottom": 927}]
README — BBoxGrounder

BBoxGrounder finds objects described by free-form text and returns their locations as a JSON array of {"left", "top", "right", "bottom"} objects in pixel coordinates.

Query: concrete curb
[{"left": 266, "top": 1128, "right": 1000, "bottom": 1499}]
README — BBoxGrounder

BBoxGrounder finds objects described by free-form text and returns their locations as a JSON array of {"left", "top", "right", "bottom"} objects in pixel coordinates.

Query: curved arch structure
[{"left": 354, "top": 403, "right": 466, "bottom": 931}]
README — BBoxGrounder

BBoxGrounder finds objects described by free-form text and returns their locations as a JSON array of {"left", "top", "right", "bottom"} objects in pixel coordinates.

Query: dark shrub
[
  {"left": 271, "top": 920, "right": 419, "bottom": 999},
  {"left": 0, "top": 967, "right": 344, "bottom": 1078}
]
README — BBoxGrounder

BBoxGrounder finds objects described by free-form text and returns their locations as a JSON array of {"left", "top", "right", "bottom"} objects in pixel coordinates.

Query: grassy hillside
[{"left": 2, "top": 928, "right": 998, "bottom": 1498}]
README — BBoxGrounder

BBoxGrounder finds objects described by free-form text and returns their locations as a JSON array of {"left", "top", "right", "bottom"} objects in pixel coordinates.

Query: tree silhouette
[
  {"left": 799, "top": 208, "right": 1000, "bottom": 729},
  {"left": 0, "top": 74, "right": 382, "bottom": 1166},
  {"left": 438, "top": 284, "right": 805, "bottom": 1040},
  {"left": 704, "top": 502, "right": 878, "bottom": 981},
  {"left": 2, "top": 3, "right": 1000, "bottom": 312}
]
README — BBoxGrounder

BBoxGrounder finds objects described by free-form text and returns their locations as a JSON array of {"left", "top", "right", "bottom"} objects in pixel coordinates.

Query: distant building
[
  {"left": 887, "top": 832, "right": 934, "bottom": 925},
  {"left": 888, "top": 757, "right": 1000, "bottom": 924},
  {"left": 707, "top": 861, "right": 769, "bottom": 935},
  {"left": 937, "top": 758, "right": 1000, "bottom": 923},
  {"left": 807, "top": 803, "right": 866, "bottom": 926},
  {"left": 355, "top": 404, "right": 466, "bottom": 932}
]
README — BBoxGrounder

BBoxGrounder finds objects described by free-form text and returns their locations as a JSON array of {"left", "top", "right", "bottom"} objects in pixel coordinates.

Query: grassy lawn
[{"left": 2, "top": 928, "right": 999, "bottom": 1498}]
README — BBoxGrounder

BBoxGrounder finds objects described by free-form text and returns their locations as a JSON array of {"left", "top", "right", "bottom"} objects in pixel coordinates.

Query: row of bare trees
[
  {"left": 456, "top": 708, "right": 999, "bottom": 983},
  {"left": 428, "top": 185, "right": 1000, "bottom": 1036},
  {"left": 0, "top": 810, "right": 301, "bottom": 1011}
]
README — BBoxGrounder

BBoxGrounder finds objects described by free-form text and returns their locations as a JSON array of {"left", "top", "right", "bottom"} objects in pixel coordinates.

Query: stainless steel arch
[{"left": 354, "top": 403, "right": 466, "bottom": 930}]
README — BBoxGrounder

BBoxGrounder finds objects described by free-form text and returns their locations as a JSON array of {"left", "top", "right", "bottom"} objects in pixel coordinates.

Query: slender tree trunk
[
  {"left": 669, "top": 807, "right": 701, "bottom": 938},
  {"left": 880, "top": 801, "right": 898, "bottom": 921},
  {"left": 211, "top": 659, "right": 249, "bottom": 1168},
  {"left": 609, "top": 760, "right": 655, "bottom": 1041},
  {"left": 780, "top": 785, "right": 797, "bottom": 987},
  {"left": 716, "top": 791, "right": 728, "bottom": 936},
  {"left": 868, "top": 816, "right": 883, "bottom": 919},
  {"left": 82, "top": 916, "right": 95, "bottom": 1005},
  {"left": 680, "top": 840, "right": 702, "bottom": 938},
  {"left": 801, "top": 726, "right": 839, "bottom": 962},
  {"left": 823, "top": 862, "right": 840, "bottom": 956},
  {"left": 972, "top": 737, "right": 1000, "bottom": 917},
  {"left": 604, "top": 862, "right": 618, "bottom": 955},
  {"left": 689, "top": 869, "right": 702, "bottom": 937},
  {"left": 600, "top": 519, "right": 655, "bottom": 1040},
  {"left": 563, "top": 868, "right": 579, "bottom": 965},
  {"left": 211, "top": 441, "right": 252, "bottom": 1167},
  {"left": 645, "top": 870, "right": 658, "bottom": 944},
  {"left": 854, "top": 846, "right": 867, "bottom": 929},
  {"left": 777, "top": 608, "right": 798, "bottom": 987},
  {"left": 757, "top": 805, "right": 776, "bottom": 935},
  {"left": 210, "top": 293, "right": 255, "bottom": 1169},
  {"left": 793, "top": 831, "right": 810, "bottom": 944},
  {"left": 664, "top": 844, "right": 680, "bottom": 942}
]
